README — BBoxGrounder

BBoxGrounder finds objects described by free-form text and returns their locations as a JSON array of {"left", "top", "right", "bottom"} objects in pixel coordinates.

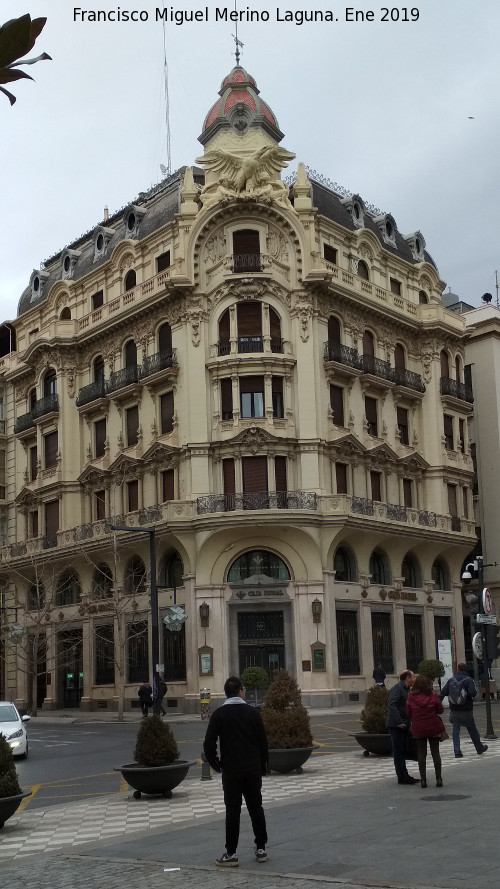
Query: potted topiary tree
[
  {"left": 241, "top": 666, "right": 268, "bottom": 707},
  {"left": 0, "top": 734, "right": 31, "bottom": 829},
  {"left": 353, "top": 686, "right": 392, "bottom": 756},
  {"left": 260, "top": 670, "right": 316, "bottom": 773},
  {"left": 417, "top": 659, "right": 445, "bottom": 685},
  {"left": 115, "top": 715, "right": 195, "bottom": 799}
]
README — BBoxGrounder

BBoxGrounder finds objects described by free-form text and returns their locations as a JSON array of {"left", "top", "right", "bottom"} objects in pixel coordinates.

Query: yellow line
[{"left": 20, "top": 783, "right": 41, "bottom": 811}]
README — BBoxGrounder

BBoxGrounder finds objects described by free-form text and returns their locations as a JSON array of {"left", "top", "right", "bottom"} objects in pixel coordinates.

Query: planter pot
[
  {"left": 0, "top": 790, "right": 31, "bottom": 829},
  {"left": 267, "top": 746, "right": 318, "bottom": 774},
  {"left": 353, "top": 733, "right": 418, "bottom": 760},
  {"left": 115, "top": 760, "right": 196, "bottom": 799}
]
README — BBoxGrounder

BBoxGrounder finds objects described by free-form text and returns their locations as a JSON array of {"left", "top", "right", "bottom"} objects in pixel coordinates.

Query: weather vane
[{"left": 231, "top": 0, "right": 244, "bottom": 65}]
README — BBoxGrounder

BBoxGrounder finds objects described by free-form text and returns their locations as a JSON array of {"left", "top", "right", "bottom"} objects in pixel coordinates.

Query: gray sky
[{"left": 2, "top": 1, "right": 499, "bottom": 319}]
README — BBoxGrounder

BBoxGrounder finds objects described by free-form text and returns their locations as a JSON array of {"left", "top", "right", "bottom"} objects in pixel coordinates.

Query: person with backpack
[
  {"left": 153, "top": 671, "right": 167, "bottom": 717},
  {"left": 440, "top": 663, "right": 488, "bottom": 758}
]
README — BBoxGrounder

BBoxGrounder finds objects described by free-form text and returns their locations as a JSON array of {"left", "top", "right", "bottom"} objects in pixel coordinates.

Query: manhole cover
[{"left": 422, "top": 794, "right": 471, "bottom": 802}]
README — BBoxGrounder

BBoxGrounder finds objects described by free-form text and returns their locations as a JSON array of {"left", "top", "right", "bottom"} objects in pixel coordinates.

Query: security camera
[{"left": 461, "top": 570, "right": 472, "bottom": 584}]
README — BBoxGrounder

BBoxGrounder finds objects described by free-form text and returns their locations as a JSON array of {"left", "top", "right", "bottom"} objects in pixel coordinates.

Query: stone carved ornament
[{"left": 195, "top": 146, "right": 295, "bottom": 209}]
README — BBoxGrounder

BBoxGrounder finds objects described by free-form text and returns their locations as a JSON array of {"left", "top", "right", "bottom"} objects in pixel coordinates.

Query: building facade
[{"left": 0, "top": 66, "right": 475, "bottom": 712}]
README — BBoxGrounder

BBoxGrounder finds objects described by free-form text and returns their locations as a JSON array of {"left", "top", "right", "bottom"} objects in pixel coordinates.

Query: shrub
[
  {"left": 260, "top": 670, "right": 313, "bottom": 749},
  {"left": 133, "top": 715, "right": 179, "bottom": 767},
  {"left": 0, "top": 733, "right": 22, "bottom": 799},
  {"left": 417, "top": 659, "right": 445, "bottom": 681},
  {"left": 241, "top": 666, "right": 268, "bottom": 689},
  {"left": 360, "top": 686, "right": 389, "bottom": 734}
]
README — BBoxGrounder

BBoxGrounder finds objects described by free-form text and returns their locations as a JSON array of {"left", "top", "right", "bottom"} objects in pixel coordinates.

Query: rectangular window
[
  {"left": 127, "top": 620, "right": 149, "bottom": 683},
  {"left": 397, "top": 407, "right": 409, "bottom": 446},
  {"left": 94, "top": 418, "right": 106, "bottom": 458},
  {"left": 126, "top": 405, "right": 139, "bottom": 447},
  {"left": 240, "top": 376, "right": 264, "bottom": 418},
  {"left": 30, "top": 445, "right": 38, "bottom": 481},
  {"left": 223, "top": 459, "right": 235, "bottom": 510},
  {"left": 95, "top": 489, "right": 106, "bottom": 520},
  {"left": 335, "top": 463, "right": 348, "bottom": 494},
  {"left": 459, "top": 418, "right": 465, "bottom": 452},
  {"left": 370, "top": 471, "right": 382, "bottom": 502},
  {"left": 45, "top": 499, "right": 59, "bottom": 542},
  {"left": 220, "top": 378, "right": 233, "bottom": 420},
  {"left": 44, "top": 430, "right": 58, "bottom": 468},
  {"left": 448, "top": 483, "right": 460, "bottom": 531},
  {"left": 390, "top": 278, "right": 402, "bottom": 296},
  {"left": 156, "top": 250, "right": 171, "bottom": 273},
  {"left": 336, "top": 610, "right": 360, "bottom": 674},
  {"left": 95, "top": 624, "right": 115, "bottom": 685},
  {"left": 462, "top": 486, "right": 469, "bottom": 519},
  {"left": 162, "top": 468, "right": 175, "bottom": 502},
  {"left": 403, "top": 478, "right": 413, "bottom": 508},
  {"left": 323, "top": 244, "right": 338, "bottom": 264},
  {"left": 404, "top": 613, "right": 423, "bottom": 674},
  {"left": 272, "top": 377, "right": 284, "bottom": 418},
  {"left": 330, "top": 385, "right": 345, "bottom": 426},
  {"left": 91, "top": 289, "right": 104, "bottom": 310},
  {"left": 443, "top": 414, "right": 454, "bottom": 449},
  {"left": 242, "top": 456, "right": 268, "bottom": 497},
  {"left": 371, "top": 611, "right": 394, "bottom": 674},
  {"left": 29, "top": 509, "right": 38, "bottom": 538},
  {"left": 127, "top": 479, "right": 138, "bottom": 512},
  {"left": 160, "top": 391, "right": 174, "bottom": 435},
  {"left": 275, "top": 456, "right": 287, "bottom": 502},
  {"left": 365, "top": 396, "right": 378, "bottom": 436},
  {"left": 0, "top": 450, "right": 5, "bottom": 499},
  {"left": 464, "top": 363, "right": 473, "bottom": 398}
]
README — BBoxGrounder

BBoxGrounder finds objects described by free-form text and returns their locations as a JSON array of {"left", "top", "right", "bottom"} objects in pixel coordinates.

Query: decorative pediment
[
  {"left": 399, "top": 452, "right": 429, "bottom": 473},
  {"left": 366, "top": 442, "right": 399, "bottom": 465},
  {"left": 14, "top": 486, "right": 39, "bottom": 509},
  {"left": 78, "top": 465, "right": 110, "bottom": 488},
  {"left": 327, "top": 434, "right": 366, "bottom": 461},
  {"left": 142, "top": 441, "right": 181, "bottom": 469},
  {"left": 107, "top": 454, "right": 142, "bottom": 479},
  {"left": 231, "top": 426, "right": 285, "bottom": 455}
]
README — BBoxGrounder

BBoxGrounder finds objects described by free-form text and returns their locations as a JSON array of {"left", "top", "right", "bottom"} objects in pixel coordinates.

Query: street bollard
[
  {"left": 200, "top": 687, "right": 211, "bottom": 720},
  {"left": 200, "top": 750, "right": 212, "bottom": 781}
]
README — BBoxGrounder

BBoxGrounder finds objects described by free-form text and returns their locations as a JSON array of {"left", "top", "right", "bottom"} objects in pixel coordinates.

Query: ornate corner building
[{"left": 0, "top": 66, "right": 476, "bottom": 712}]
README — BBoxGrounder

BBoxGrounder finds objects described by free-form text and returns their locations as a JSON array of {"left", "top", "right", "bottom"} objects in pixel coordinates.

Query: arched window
[
  {"left": 43, "top": 368, "right": 57, "bottom": 398},
  {"left": 158, "top": 322, "right": 172, "bottom": 356},
  {"left": 455, "top": 355, "right": 462, "bottom": 383},
  {"left": 124, "top": 269, "right": 136, "bottom": 291},
  {"left": 56, "top": 570, "right": 81, "bottom": 606},
  {"left": 328, "top": 316, "right": 341, "bottom": 344},
  {"left": 402, "top": 554, "right": 421, "bottom": 588},
  {"left": 418, "top": 290, "right": 429, "bottom": 304},
  {"left": 334, "top": 545, "right": 356, "bottom": 582},
  {"left": 432, "top": 558, "right": 450, "bottom": 591},
  {"left": 92, "top": 563, "right": 113, "bottom": 598},
  {"left": 218, "top": 308, "right": 230, "bottom": 354},
  {"left": 60, "top": 307, "right": 71, "bottom": 320},
  {"left": 369, "top": 549, "right": 391, "bottom": 585},
  {"left": 362, "top": 330, "right": 375, "bottom": 357},
  {"left": 394, "top": 343, "right": 406, "bottom": 370},
  {"left": 357, "top": 260, "right": 370, "bottom": 280},
  {"left": 440, "top": 350, "right": 450, "bottom": 379},
  {"left": 124, "top": 556, "right": 147, "bottom": 595},
  {"left": 124, "top": 340, "right": 137, "bottom": 369},
  {"left": 227, "top": 550, "right": 290, "bottom": 582},
  {"left": 269, "top": 307, "right": 282, "bottom": 352},
  {"left": 93, "top": 355, "right": 105, "bottom": 383},
  {"left": 29, "top": 387, "right": 37, "bottom": 411},
  {"left": 159, "top": 552, "right": 184, "bottom": 589}
]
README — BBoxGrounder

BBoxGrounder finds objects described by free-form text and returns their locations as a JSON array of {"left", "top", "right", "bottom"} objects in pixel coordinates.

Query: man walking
[
  {"left": 153, "top": 671, "right": 167, "bottom": 716},
  {"left": 203, "top": 676, "right": 268, "bottom": 867},
  {"left": 386, "top": 670, "right": 419, "bottom": 784},
  {"left": 440, "top": 663, "right": 488, "bottom": 757}
]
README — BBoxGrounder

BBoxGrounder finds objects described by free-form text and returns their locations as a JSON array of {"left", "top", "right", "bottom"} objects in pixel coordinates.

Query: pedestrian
[
  {"left": 386, "top": 669, "right": 419, "bottom": 785},
  {"left": 405, "top": 673, "right": 444, "bottom": 788},
  {"left": 372, "top": 663, "right": 386, "bottom": 687},
  {"left": 153, "top": 671, "right": 167, "bottom": 716},
  {"left": 203, "top": 675, "right": 268, "bottom": 868},
  {"left": 440, "top": 662, "right": 488, "bottom": 758},
  {"left": 138, "top": 678, "right": 152, "bottom": 717}
]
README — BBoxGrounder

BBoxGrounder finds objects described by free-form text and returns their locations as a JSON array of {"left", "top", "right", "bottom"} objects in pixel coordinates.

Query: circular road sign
[
  {"left": 473, "top": 631, "right": 483, "bottom": 660},
  {"left": 483, "top": 587, "right": 493, "bottom": 615}
]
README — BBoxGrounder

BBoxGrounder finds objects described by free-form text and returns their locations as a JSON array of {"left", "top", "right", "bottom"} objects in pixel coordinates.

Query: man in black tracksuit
[{"left": 203, "top": 675, "right": 268, "bottom": 867}]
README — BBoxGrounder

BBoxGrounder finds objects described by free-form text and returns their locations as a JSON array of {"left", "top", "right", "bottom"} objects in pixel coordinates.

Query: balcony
[
  {"left": 394, "top": 367, "right": 425, "bottom": 394},
  {"left": 196, "top": 490, "right": 317, "bottom": 514},
  {"left": 230, "top": 253, "right": 263, "bottom": 273},
  {"left": 32, "top": 393, "right": 59, "bottom": 421},
  {"left": 107, "top": 364, "right": 139, "bottom": 394},
  {"left": 217, "top": 341, "right": 231, "bottom": 356},
  {"left": 324, "top": 341, "right": 363, "bottom": 370},
  {"left": 140, "top": 349, "right": 177, "bottom": 380},
  {"left": 361, "top": 355, "right": 396, "bottom": 384},
  {"left": 270, "top": 337, "right": 284, "bottom": 354},
  {"left": 237, "top": 336, "right": 263, "bottom": 353},
  {"left": 14, "top": 411, "right": 35, "bottom": 435},
  {"left": 76, "top": 378, "right": 106, "bottom": 407},
  {"left": 42, "top": 533, "right": 58, "bottom": 549},
  {"left": 440, "top": 376, "right": 474, "bottom": 404}
]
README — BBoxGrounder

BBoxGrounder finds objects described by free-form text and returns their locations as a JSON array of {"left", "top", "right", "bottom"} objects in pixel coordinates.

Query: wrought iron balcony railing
[
  {"left": 217, "top": 341, "right": 231, "bottom": 356},
  {"left": 386, "top": 503, "right": 407, "bottom": 522},
  {"left": 140, "top": 349, "right": 177, "bottom": 379},
  {"left": 106, "top": 364, "right": 139, "bottom": 394},
  {"left": 270, "top": 337, "right": 284, "bottom": 354},
  {"left": 76, "top": 378, "right": 106, "bottom": 407},
  {"left": 32, "top": 393, "right": 59, "bottom": 420},
  {"left": 42, "top": 533, "right": 58, "bottom": 549},
  {"left": 394, "top": 367, "right": 425, "bottom": 393},
  {"left": 196, "top": 490, "right": 317, "bottom": 515},
  {"left": 237, "top": 336, "right": 263, "bottom": 353},
  {"left": 440, "top": 376, "right": 474, "bottom": 403},
  {"left": 351, "top": 496, "right": 374, "bottom": 516},
  {"left": 323, "top": 341, "right": 363, "bottom": 369},
  {"left": 361, "top": 355, "right": 396, "bottom": 383},
  {"left": 231, "top": 253, "right": 263, "bottom": 273},
  {"left": 14, "top": 411, "right": 35, "bottom": 434}
]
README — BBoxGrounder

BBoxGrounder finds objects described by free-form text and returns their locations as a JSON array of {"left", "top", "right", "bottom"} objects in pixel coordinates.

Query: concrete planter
[
  {"left": 0, "top": 790, "right": 31, "bottom": 828},
  {"left": 115, "top": 760, "right": 196, "bottom": 799},
  {"left": 353, "top": 732, "right": 392, "bottom": 757},
  {"left": 267, "top": 746, "right": 317, "bottom": 774}
]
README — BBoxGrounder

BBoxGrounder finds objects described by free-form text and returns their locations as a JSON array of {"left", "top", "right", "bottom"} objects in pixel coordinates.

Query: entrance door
[
  {"left": 57, "top": 629, "right": 83, "bottom": 707},
  {"left": 238, "top": 611, "right": 285, "bottom": 682}
]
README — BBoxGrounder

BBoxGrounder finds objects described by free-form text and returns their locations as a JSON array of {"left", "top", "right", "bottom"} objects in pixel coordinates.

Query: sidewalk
[{"left": 2, "top": 737, "right": 500, "bottom": 889}]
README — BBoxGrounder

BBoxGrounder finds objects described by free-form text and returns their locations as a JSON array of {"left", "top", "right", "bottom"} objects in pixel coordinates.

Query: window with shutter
[
  {"left": 275, "top": 456, "right": 287, "bottom": 492},
  {"left": 362, "top": 330, "right": 374, "bottom": 356},
  {"left": 403, "top": 478, "right": 412, "bottom": 507},
  {"left": 365, "top": 397, "right": 378, "bottom": 436},
  {"left": 242, "top": 456, "right": 268, "bottom": 493},
  {"left": 218, "top": 309, "right": 230, "bottom": 350},
  {"left": 240, "top": 376, "right": 264, "bottom": 418},
  {"left": 126, "top": 405, "right": 139, "bottom": 446},
  {"left": 95, "top": 489, "right": 106, "bottom": 520},
  {"left": 237, "top": 302, "right": 262, "bottom": 351},
  {"left": 44, "top": 430, "right": 58, "bottom": 468},
  {"left": 223, "top": 459, "right": 236, "bottom": 493},
  {"left": 330, "top": 385, "right": 344, "bottom": 426},
  {"left": 335, "top": 463, "right": 348, "bottom": 494},
  {"left": 394, "top": 343, "right": 405, "bottom": 369},
  {"left": 440, "top": 350, "right": 450, "bottom": 378},
  {"left": 269, "top": 307, "right": 281, "bottom": 339},
  {"left": 127, "top": 480, "right": 138, "bottom": 512},
  {"left": 162, "top": 469, "right": 175, "bottom": 502},
  {"left": 124, "top": 340, "right": 137, "bottom": 369},
  {"left": 397, "top": 407, "right": 409, "bottom": 445},
  {"left": 370, "top": 471, "right": 382, "bottom": 502},
  {"left": 443, "top": 414, "right": 454, "bottom": 449},
  {"left": 94, "top": 418, "right": 106, "bottom": 458},
  {"left": 93, "top": 355, "right": 104, "bottom": 383},
  {"left": 30, "top": 510, "right": 38, "bottom": 538},
  {"left": 156, "top": 251, "right": 171, "bottom": 273},
  {"left": 220, "top": 378, "right": 233, "bottom": 420},
  {"left": 232, "top": 230, "right": 261, "bottom": 271},
  {"left": 328, "top": 316, "right": 341, "bottom": 344},
  {"left": 45, "top": 499, "right": 59, "bottom": 537},
  {"left": 160, "top": 391, "right": 174, "bottom": 434},
  {"left": 158, "top": 323, "right": 172, "bottom": 355},
  {"left": 272, "top": 377, "right": 284, "bottom": 418}
]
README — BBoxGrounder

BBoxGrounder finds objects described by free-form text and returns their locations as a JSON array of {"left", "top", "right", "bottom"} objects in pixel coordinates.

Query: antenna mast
[
  {"left": 232, "top": 0, "right": 244, "bottom": 65},
  {"left": 162, "top": 20, "right": 172, "bottom": 176},
  {"left": 496, "top": 270, "right": 499, "bottom": 308}
]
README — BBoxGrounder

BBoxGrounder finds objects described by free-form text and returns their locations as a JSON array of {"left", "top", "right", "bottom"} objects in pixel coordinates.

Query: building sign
[
  {"left": 388, "top": 590, "right": 417, "bottom": 601},
  {"left": 229, "top": 574, "right": 290, "bottom": 603}
]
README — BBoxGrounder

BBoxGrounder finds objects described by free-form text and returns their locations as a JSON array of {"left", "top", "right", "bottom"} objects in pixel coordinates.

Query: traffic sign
[
  {"left": 483, "top": 587, "right": 493, "bottom": 615},
  {"left": 473, "top": 632, "right": 483, "bottom": 659},
  {"left": 477, "top": 614, "right": 497, "bottom": 624}
]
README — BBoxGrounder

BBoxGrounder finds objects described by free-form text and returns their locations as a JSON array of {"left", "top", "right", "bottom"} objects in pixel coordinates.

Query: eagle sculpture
[{"left": 196, "top": 145, "right": 295, "bottom": 193}]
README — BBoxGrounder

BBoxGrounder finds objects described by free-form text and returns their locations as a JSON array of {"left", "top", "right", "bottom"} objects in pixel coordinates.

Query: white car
[{"left": 0, "top": 701, "right": 30, "bottom": 758}]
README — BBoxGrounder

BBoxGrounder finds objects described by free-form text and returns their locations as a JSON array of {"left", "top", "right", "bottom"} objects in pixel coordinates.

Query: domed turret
[{"left": 199, "top": 65, "right": 284, "bottom": 146}]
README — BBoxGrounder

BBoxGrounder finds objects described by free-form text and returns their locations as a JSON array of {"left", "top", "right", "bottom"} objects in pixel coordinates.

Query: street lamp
[{"left": 462, "top": 556, "right": 498, "bottom": 739}]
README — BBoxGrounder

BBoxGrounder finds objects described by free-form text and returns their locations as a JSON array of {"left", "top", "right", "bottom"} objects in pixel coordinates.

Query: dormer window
[
  {"left": 405, "top": 231, "right": 426, "bottom": 262},
  {"left": 341, "top": 194, "right": 365, "bottom": 228},
  {"left": 375, "top": 214, "right": 397, "bottom": 248},
  {"left": 93, "top": 226, "right": 114, "bottom": 262},
  {"left": 61, "top": 249, "right": 81, "bottom": 280},
  {"left": 29, "top": 269, "right": 49, "bottom": 303},
  {"left": 123, "top": 204, "right": 145, "bottom": 239}
]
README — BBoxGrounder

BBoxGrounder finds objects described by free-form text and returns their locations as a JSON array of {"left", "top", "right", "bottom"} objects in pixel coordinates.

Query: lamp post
[
  {"left": 463, "top": 556, "right": 497, "bottom": 739},
  {"left": 110, "top": 524, "right": 159, "bottom": 712}
]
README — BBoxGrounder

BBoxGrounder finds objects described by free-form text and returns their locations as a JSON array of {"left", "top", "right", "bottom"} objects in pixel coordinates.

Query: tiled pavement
[{"left": 1, "top": 741, "right": 498, "bottom": 861}]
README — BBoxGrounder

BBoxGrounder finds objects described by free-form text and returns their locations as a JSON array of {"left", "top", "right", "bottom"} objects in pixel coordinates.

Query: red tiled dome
[{"left": 202, "top": 66, "right": 279, "bottom": 134}]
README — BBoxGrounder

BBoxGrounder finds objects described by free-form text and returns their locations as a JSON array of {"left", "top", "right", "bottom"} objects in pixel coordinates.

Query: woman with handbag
[{"left": 406, "top": 674, "right": 445, "bottom": 788}]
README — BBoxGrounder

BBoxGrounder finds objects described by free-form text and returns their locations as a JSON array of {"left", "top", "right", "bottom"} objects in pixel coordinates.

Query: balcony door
[{"left": 242, "top": 456, "right": 268, "bottom": 509}]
